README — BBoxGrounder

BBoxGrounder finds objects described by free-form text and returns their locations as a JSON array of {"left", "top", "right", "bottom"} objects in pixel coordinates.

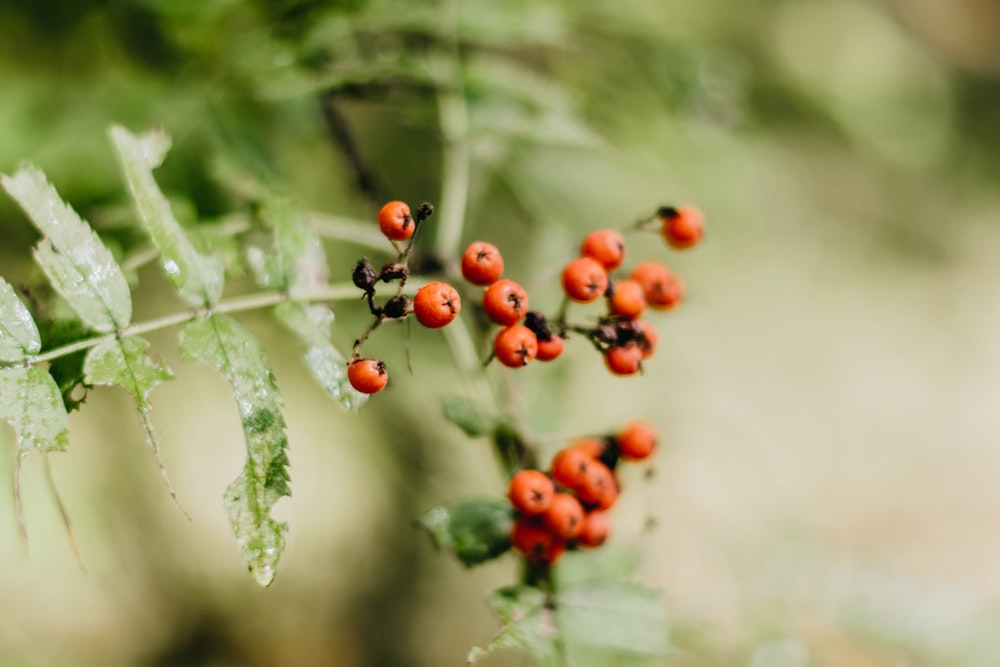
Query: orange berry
[
  {"left": 413, "top": 281, "right": 461, "bottom": 328},
  {"left": 576, "top": 460, "right": 618, "bottom": 509},
  {"left": 604, "top": 343, "right": 643, "bottom": 376},
  {"left": 630, "top": 261, "right": 683, "bottom": 310},
  {"left": 660, "top": 205, "right": 703, "bottom": 249},
  {"left": 577, "top": 510, "right": 610, "bottom": 547},
  {"left": 550, "top": 446, "right": 594, "bottom": 490},
  {"left": 561, "top": 257, "right": 609, "bottom": 303},
  {"left": 542, "top": 493, "right": 585, "bottom": 539},
  {"left": 511, "top": 517, "right": 565, "bottom": 564},
  {"left": 347, "top": 358, "right": 388, "bottom": 394},
  {"left": 507, "top": 469, "right": 555, "bottom": 516},
  {"left": 378, "top": 201, "right": 414, "bottom": 241},
  {"left": 632, "top": 319, "right": 658, "bottom": 359},
  {"left": 494, "top": 325, "right": 538, "bottom": 368},
  {"left": 580, "top": 229, "right": 625, "bottom": 270},
  {"left": 570, "top": 437, "right": 607, "bottom": 460},
  {"left": 483, "top": 279, "right": 529, "bottom": 326},
  {"left": 535, "top": 334, "right": 565, "bottom": 362},
  {"left": 609, "top": 279, "right": 647, "bottom": 320},
  {"left": 617, "top": 420, "right": 657, "bottom": 460},
  {"left": 461, "top": 241, "right": 505, "bottom": 286}
]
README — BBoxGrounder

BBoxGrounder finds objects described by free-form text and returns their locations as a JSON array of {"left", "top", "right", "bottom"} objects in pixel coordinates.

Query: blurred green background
[{"left": 3, "top": 0, "right": 1000, "bottom": 665}]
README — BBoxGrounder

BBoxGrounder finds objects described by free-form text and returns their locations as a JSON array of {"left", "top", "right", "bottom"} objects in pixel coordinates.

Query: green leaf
[
  {"left": 179, "top": 314, "right": 290, "bottom": 586},
  {"left": 442, "top": 396, "right": 500, "bottom": 438},
  {"left": 417, "top": 498, "right": 514, "bottom": 567},
  {"left": 41, "top": 317, "right": 91, "bottom": 412},
  {"left": 469, "top": 581, "right": 668, "bottom": 663},
  {"left": 0, "top": 279, "right": 40, "bottom": 363},
  {"left": 0, "top": 366, "right": 70, "bottom": 454},
  {"left": 109, "top": 125, "right": 225, "bottom": 307},
  {"left": 1, "top": 165, "right": 132, "bottom": 332},
  {"left": 83, "top": 336, "right": 183, "bottom": 509},
  {"left": 248, "top": 198, "right": 328, "bottom": 292},
  {"left": 556, "top": 580, "right": 668, "bottom": 656},
  {"left": 468, "top": 585, "right": 556, "bottom": 663},
  {"left": 273, "top": 302, "right": 367, "bottom": 412}
]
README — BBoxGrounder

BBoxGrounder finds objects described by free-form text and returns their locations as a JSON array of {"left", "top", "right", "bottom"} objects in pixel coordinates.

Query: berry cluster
[
  {"left": 347, "top": 200, "right": 462, "bottom": 394},
  {"left": 507, "top": 421, "right": 658, "bottom": 565}
]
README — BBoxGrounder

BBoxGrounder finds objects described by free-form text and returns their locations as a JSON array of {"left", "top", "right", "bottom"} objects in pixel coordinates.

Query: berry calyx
[
  {"left": 483, "top": 279, "right": 529, "bottom": 326},
  {"left": 378, "top": 200, "right": 415, "bottom": 241},
  {"left": 604, "top": 343, "right": 643, "bottom": 376},
  {"left": 659, "top": 205, "right": 703, "bottom": 249},
  {"left": 347, "top": 358, "right": 388, "bottom": 394},
  {"left": 616, "top": 420, "right": 657, "bottom": 460},
  {"left": 510, "top": 517, "right": 565, "bottom": 564},
  {"left": 630, "top": 261, "right": 683, "bottom": 310},
  {"left": 413, "top": 281, "right": 461, "bottom": 329},
  {"left": 542, "top": 492, "right": 585, "bottom": 539},
  {"left": 507, "top": 469, "right": 555, "bottom": 516},
  {"left": 561, "top": 257, "right": 609, "bottom": 303},
  {"left": 576, "top": 510, "right": 610, "bottom": 548},
  {"left": 580, "top": 229, "right": 626, "bottom": 270},
  {"left": 461, "top": 241, "right": 504, "bottom": 286},
  {"left": 493, "top": 325, "right": 538, "bottom": 368},
  {"left": 608, "top": 279, "right": 647, "bottom": 320}
]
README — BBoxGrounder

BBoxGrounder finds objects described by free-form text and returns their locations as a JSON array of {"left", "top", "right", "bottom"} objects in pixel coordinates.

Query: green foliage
[
  {"left": 0, "top": 366, "right": 69, "bottom": 454},
  {"left": 442, "top": 395, "right": 501, "bottom": 438},
  {"left": 179, "top": 314, "right": 290, "bottom": 586},
  {"left": 417, "top": 498, "right": 514, "bottom": 567},
  {"left": 0, "top": 279, "right": 41, "bottom": 362}
]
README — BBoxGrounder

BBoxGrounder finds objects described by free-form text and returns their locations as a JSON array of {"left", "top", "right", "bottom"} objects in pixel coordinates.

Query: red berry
[
  {"left": 378, "top": 201, "right": 414, "bottom": 241},
  {"left": 507, "top": 469, "right": 555, "bottom": 516},
  {"left": 483, "top": 279, "right": 529, "bottom": 326},
  {"left": 542, "top": 493, "right": 585, "bottom": 539},
  {"left": 550, "top": 445, "right": 594, "bottom": 490},
  {"left": 609, "top": 279, "right": 647, "bottom": 320},
  {"left": 576, "top": 460, "right": 618, "bottom": 509},
  {"left": 493, "top": 325, "right": 538, "bottom": 368},
  {"left": 413, "top": 281, "right": 461, "bottom": 328},
  {"left": 535, "top": 334, "right": 565, "bottom": 362},
  {"left": 570, "top": 437, "right": 607, "bottom": 460},
  {"left": 632, "top": 319, "right": 658, "bottom": 359},
  {"left": 562, "top": 257, "right": 609, "bottom": 303},
  {"left": 577, "top": 510, "right": 610, "bottom": 548},
  {"left": 617, "top": 420, "right": 657, "bottom": 460},
  {"left": 511, "top": 517, "right": 565, "bottom": 564},
  {"left": 630, "top": 261, "right": 683, "bottom": 310},
  {"left": 347, "top": 358, "right": 388, "bottom": 394},
  {"left": 580, "top": 229, "right": 625, "bottom": 270},
  {"left": 660, "top": 206, "right": 703, "bottom": 249},
  {"left": 461, "top": 241, "right": 504, "bottom": 286},
  {"left": 604, "top": 343, "right": 643, "bottom": 376}
]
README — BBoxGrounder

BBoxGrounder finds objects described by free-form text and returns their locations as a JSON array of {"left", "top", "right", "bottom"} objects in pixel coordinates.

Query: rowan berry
[
  {"left": 609, "top": 279, "right": 647, "bottom": 320},
  {"left": 632, "top": 319, "right": 658, "bottom": 359},
  {"left": 352, "top": 258, "right": 378, "bottom": 291},
  {"left": 604, "top": 343, "right": 643, "bottom": 376},
  {"left": 378, "top": 200, "right": 414, "bottom": 241},
  {"left": 570, "top": 437, "right": 607, "bottom": 460},
  {"left": 413, "top": 281, "right": 461, "bottom": 328},
  {"left": 493, "top": 325, "right": 538, "bottom": 367},
  {"left": 575, "top": 460, "right": 618, "bottom": 510},
  {"left": 659, "top": 205, "right": 703, "bottom": 249},
  {"left": 535, "top": 334, "right": 565, "bottom": 362},
  {"left": 562, "top": 257, "right": 609, "bottom": 303},
  {"left": 510, "top": 517, "right": 565, "bottom": 564},
  {"left": 542, "top": 493, "right": 585, "bottom": 540},
  {"left": 507, "top": 469, "right": 555, "bottom": 516},
  {"left": 616, "top": 420, "right": 657, "bottom": 460},
  {"left": 580, "top": 229, "right": 626, "bottom": 270},
  {"left": 630, "top": 261, "right": 683, "bottom": 310},
  {"left": 461, "top": 241, "right": 504, "bottom": 286},
  {"left": 576, "top": 510, "right": 610, "bottom": 548},
  {"left": 550, "top": 445, "right": 595, "bottom": 490},
  {"left": 483, "top": 279, "right": 529, "bottom": 326},
  {"left": 347, "top": 358, "right": 388, "bottom": 394}
]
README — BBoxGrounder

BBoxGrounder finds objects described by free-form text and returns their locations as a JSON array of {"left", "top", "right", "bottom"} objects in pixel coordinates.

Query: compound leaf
[
  {"left": 2, "top": 165, "right": 131, "bottom": 332},
  {"left": 0, "top": 278, "right": 40, "bottom": 363},
  {"left": 179, "top": 314, "right": 289, "bottom": 586},
  {"left": 84, "top": 336, "right": 183, "bottom": 509},
  {"left": 418, "top": 498, "right": 514, "bottom": 567},
  {"left": 0, "top": 366, "right": 69, "bottom": 454},
  {"left": 273, "top": 302, "right": 367, "bottom": 412},
  {"left": 109, "top": 125, "right": 225, "bottom": 307},
  {"left": 468, "top": 585, "right": 556, "bottom": 663}
]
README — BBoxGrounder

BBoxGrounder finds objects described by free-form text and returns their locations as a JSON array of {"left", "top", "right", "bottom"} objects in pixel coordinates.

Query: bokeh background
[{"left": 2, "top": 0, "right": 1000, "bottom": 665}]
